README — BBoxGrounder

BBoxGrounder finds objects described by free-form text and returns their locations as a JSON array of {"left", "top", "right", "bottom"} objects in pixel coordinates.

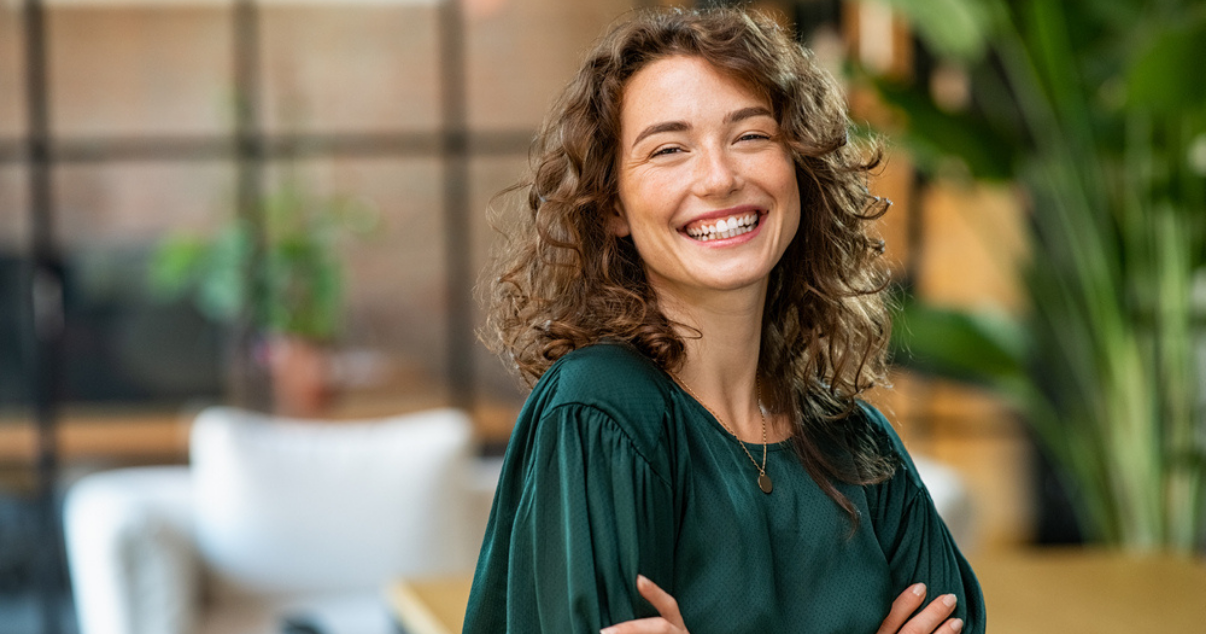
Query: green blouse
[{"left": 463, "top": 344, "right": 985, "bottom": 633}]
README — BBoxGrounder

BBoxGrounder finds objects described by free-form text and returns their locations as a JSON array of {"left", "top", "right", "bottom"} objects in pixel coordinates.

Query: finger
[
  {"left": 636, "top": 575, "right": 686, "bottom": 629},
  {"left": 941, "top": 618, "right": 965, "bottom": 633},
  {"left": 900, "top": 594, "right": 958, "bottom": 634},
  {"left": 601, "top": 617, "right": 679, "bottom": 634},
  {"left": 875, "top": 583, "right": 926, "bottom": 634}
]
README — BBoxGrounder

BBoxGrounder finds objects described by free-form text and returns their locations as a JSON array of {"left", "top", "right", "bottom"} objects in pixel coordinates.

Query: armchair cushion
[
  {"left": 64, "top": 466, "right": 197, "bottom": 634},
  {"left": 190, "top": 406, "right": 475, "bottom": 599}
]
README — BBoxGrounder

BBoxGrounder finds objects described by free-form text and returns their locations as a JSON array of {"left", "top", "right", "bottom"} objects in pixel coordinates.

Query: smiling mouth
[{"left": 683, "top": 212, "right": 761, "bottom": 242}]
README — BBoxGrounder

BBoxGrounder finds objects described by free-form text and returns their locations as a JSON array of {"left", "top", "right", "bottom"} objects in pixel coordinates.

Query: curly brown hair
[{"left": 482, "top": 7, "right": 897, "bottom": 515}]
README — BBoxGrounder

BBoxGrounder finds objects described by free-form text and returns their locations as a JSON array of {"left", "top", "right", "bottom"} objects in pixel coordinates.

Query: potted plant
[
  {"left": 860, "top": 0, "right": 1206, "bottom": 551},
  {"left": 148, "top": 180, "right": 375, "bottom": 416}
]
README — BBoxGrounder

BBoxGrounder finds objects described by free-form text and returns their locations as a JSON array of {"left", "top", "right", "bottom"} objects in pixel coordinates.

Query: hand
[
  {"left": 876, "top": 583, "right": 963, "bottom": 634},
  {"left": 600, "top": 575, "right": 689, "bottom": 634}
]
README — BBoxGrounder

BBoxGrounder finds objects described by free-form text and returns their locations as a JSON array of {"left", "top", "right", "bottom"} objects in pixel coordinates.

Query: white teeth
[{"left": 685, "top": 213, "right": 761, "bottom": 241}]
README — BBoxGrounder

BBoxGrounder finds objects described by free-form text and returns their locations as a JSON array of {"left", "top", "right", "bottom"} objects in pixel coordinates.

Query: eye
[
  {"left": 737, "top": 132, "right": 772, "bottom": 142},
  {"left": 651, "top": 145, "right": 683, "bottom": 157}
]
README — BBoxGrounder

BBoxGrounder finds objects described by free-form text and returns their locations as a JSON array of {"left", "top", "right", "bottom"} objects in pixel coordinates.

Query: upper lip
[{"left": 677, "top": 205, "right": 764, "bottom": 231}]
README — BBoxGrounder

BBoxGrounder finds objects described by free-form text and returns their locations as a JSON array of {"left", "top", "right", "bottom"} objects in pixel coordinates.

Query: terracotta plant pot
[{"left": 267, "top": 335, "right": 336, "bottom": 417}]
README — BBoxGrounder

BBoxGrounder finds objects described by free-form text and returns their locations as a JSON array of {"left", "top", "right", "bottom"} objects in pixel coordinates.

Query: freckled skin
[{"left": 614, "top": 55, "right": 801, "bottom": 302}]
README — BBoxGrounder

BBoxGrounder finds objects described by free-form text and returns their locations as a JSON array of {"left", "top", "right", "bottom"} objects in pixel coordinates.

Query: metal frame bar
[
  {"left": 438, "top": 0, "right": 473, "bottom": 410},
  {"left": 20, "top": 0, "right": 64, "bottom": 630}
]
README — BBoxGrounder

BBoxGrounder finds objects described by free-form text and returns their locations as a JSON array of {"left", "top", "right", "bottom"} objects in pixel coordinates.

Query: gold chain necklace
[{"left": 673, "top": 374, "right": 773, "bottom": 494}]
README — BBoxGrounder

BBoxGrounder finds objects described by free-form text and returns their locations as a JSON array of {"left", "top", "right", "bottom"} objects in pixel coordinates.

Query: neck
[{"left": 655, "top": 282, "right": 768, "bottom": 441}]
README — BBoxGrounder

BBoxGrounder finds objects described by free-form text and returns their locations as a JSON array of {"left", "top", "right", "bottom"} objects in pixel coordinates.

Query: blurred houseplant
[
  {"left": 862, "top": 0, "right": 1206, "bottom": 551},
  {"left": 149, "top": 181, "right": 374, "bottom": 416}
]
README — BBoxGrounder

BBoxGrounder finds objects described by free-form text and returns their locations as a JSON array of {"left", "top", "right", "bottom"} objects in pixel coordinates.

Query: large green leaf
[
  {"left": 878, "top": 0, "right": 995, "bottom": 62},
  {"left": 890, "top": 299, "right": 1028, "bottom": 388},
  {"left": 1127, "top": 16, "right": 1206, "bottom": 112},
  {"left": 874, "top": 78, "right": 1021, "bottom": 180}
]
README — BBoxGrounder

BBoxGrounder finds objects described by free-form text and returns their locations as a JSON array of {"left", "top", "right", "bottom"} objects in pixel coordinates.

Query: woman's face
[{"left": 614, "top": 55, "right": 800, "bottom": 301}]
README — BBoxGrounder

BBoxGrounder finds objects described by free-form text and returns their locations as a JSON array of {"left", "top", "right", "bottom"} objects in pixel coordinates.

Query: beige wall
[{"left": 0, "top": 5, "right": 24, "bottom": 138}]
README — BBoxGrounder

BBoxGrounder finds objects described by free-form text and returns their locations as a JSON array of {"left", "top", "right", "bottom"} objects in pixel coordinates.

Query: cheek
[
  {"left": 784, "top": 178, "right": 802, "bottom": 232},
  {"left": 782, "top": 206, "right": 801, "bottom": 249},
  {"left": 776, "top": 167, "right": 802, "bottom": 236},
  {"left": 618, "top": 174, "right": 676, "bottom": 233}
]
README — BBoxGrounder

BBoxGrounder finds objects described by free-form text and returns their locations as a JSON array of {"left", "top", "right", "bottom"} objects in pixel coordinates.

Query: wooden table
[
  {"left": 388, "top": 575, "right": 474, "bottom": 634},
  {"left": 386, "top": 549, "right": 1206, "bottom": 634},
  {"left": 973, "top": 549, "right": 1206, "bottom": 633}
]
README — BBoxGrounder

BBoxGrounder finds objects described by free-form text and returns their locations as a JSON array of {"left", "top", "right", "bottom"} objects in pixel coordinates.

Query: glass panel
[
  {"left": 0, "top": 2, "right": 24, "bottom": 139},
  {"left": 56, "top": 160, "right": 234, "bottom": 246},
  {"left": 260, "top": 5, "right": 440, "bottom": 134},
  {"left": 469, "top": 155, "right": 527, "bottom": 442},
  {"left": 264, "top": 157, "right": 448, "bottom": 412},
  {"left": 0, "top": 164, "right": 26, "bottom": 252},
  {"left": 0, "top": 165, "right": 28, "bottom": 411},
  {"left": 464, "top": 0, "right": 634, "bottom": 130},
  {"left": 54, "top": 160, "right": 236, "bottom": 406},
  {"left": 47, "top": 5, "right": 234, "bottom": 137}
]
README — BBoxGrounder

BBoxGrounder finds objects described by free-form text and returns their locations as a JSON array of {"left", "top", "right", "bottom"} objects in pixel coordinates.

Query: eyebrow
[
  {"left": 630, "top": 106, "right": 776, "bottom": 148},
  {"left": 631, "top": 121, "right": 689, "bottom": 148},
  {"left": 726, "top": 106, "right": 774, "bottom": 124}
]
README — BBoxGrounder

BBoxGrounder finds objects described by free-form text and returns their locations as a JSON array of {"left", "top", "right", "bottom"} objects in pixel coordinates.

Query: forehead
[{"left": 619, "top": 56, "right": 771, "bottom": 137}]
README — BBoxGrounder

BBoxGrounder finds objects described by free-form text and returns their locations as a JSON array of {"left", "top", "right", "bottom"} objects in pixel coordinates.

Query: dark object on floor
[{"left": 280, "top": 615, "right": 326, "bottom": 634}]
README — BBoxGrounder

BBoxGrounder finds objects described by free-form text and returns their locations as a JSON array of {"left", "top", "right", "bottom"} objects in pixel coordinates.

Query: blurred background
[{"left": 0, "top": 0, "right": 1203, "bottom": 632}]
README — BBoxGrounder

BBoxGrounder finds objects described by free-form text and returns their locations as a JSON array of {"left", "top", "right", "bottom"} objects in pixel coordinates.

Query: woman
[{"left": 465, "top": 7, "right": 984, "bottom": 634}]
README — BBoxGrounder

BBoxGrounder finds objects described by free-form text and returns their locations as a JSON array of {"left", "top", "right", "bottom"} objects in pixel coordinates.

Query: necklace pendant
[{"left": 758, "top": 472, "right": 773, "bottom": 494}]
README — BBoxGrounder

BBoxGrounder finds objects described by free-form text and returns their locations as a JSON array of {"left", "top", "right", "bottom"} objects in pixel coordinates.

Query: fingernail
[
  {"left": 601, "top": 628, "right": 615, "bottom": 634},
  {"left": 950, "top": 618, "right": 964, "bottom": 632},
  {"left": 942, "top": 594, "right": 957, "bottom": 608},
  {"left": 637, "top": 574, "right": 648, "bottom": 585},
  {"left": 911, "top": 583, "right": 925, "bottom": 596}
]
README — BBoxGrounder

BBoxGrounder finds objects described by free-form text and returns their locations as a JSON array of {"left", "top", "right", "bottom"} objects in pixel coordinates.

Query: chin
[{"left": 692, "top": 271, "right": 772, "bottom": 293}]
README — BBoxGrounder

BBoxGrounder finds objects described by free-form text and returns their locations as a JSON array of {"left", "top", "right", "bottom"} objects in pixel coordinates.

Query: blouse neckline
[{"left": 661, "top": 372, "right": 796, "bottom": 453}]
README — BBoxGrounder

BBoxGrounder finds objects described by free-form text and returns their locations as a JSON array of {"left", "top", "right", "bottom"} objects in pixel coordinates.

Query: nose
[{"left": 692, "top": 146, "right": 741, "bottom": 198}]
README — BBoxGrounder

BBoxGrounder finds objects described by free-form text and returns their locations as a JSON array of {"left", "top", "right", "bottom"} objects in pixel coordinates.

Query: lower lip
[{"left": 681, "top": 215, "right": 765, "bottom": 247}]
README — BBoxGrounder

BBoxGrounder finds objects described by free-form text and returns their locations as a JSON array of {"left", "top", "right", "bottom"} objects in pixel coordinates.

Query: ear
[{"left": 609, "top": 202, "right": 631, "bottom": 238}]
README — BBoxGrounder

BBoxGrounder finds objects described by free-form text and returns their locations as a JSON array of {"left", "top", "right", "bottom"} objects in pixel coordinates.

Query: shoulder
[
  {"left": 854, "top": 400, "right": 928, "bottom": 495},
  {"left": 543, "top": 343, "right": 675, "bottom": 410},
  {"left": 530, "top": 343, "right": 675, "bottom": 456},
  {"left": 854, "top": 401, "right": 906, "bottom": 454}
]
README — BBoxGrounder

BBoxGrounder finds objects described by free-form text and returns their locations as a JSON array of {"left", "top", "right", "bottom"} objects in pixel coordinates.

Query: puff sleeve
[
  {"left": 862, "top": 404, "right": 987, "bottom": 634},
  {"left": 463, "top": 403, "right": 677, "bottom": 634}
]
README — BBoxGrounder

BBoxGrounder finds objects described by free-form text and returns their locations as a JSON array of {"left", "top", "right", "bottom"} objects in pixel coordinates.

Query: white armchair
[{"left": 64, "top": 406, "right": 482, "bottom": 634}]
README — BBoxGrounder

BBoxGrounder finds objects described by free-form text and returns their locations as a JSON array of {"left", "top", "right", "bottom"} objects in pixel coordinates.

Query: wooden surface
[
  {"left": 387, "top": 576, "right": 475, "bottom": 634},
  {"left": 974, "top": 548, "right": 1206, "bottom": 634},
  {"left": 0, "top": 410, "right": 193, "bottom": 464},
  {"left": 0, "top": 395, "right": 520, "bottom": 467},
  {"left": 387, "top": 549, "right": 1206, "bottom": 634}
]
